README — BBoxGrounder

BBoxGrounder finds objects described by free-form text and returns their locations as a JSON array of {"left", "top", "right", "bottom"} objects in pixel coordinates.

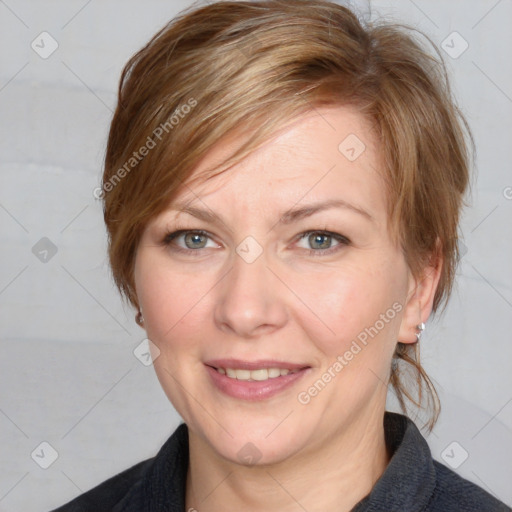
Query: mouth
[
  {"left": 205, "top": 358, "right": 310, "bottom": 380},
  {"left": 207, "top": 366, "right": 305, "bottom": 381},
  {"left": 204, "top": 359, "right": 312, "bottom": 400}
]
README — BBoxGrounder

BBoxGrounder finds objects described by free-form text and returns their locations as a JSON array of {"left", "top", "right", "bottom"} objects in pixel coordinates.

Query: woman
[{"left": 52, "top": 0, "right": 511, "bottom": 510}]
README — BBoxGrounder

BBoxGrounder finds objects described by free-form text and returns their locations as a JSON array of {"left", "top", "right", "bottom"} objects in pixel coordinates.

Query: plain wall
[{"left": 0, "top": 0, "right": 511, "bottom": 510}]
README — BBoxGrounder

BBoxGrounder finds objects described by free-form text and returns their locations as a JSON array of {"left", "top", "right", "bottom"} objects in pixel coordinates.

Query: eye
[
  {"left": 163, "top": 229, "right": 219, "bottom": 255},
  {"left": 162, "top": 228, "right": 350, "bottom": 257},
  {"left": 295, "top": 230, "right": 350, "bottom": 256}
]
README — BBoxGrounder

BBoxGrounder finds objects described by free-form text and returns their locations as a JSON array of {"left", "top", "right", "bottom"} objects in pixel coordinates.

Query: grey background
[{"left": 0, "top": 0, "right": 511, "bottom": 510}]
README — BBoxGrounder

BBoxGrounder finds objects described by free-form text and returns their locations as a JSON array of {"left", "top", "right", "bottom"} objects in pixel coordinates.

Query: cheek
[
  {"left": 135, "top": 253, "right": 215, "bottom": 347},
  {"left": 296, "top": 258, "right": 407, "bottom": 357}
]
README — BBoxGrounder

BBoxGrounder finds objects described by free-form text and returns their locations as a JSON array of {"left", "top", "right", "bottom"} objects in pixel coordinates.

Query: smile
[
  {"left": 215, "top": 367, "right": 301, "bottom": 381},
  {"left": 204, "top": 362, "right": 311, "bottom": 401}
]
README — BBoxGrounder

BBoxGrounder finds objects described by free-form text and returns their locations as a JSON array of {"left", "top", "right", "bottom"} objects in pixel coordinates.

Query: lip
[
  {"left": 204, "top": 358, "right": 310, "bottom": 371},
  {"left": 205, "top": 363, "right": 311, "bottom": 401}
]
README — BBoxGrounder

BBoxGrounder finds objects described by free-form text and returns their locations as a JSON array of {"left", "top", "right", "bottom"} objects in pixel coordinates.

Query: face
[{"left": 134, "top": 106, "right": 416, "bottom": 466}]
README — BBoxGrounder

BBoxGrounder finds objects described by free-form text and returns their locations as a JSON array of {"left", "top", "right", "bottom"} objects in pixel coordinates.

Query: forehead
[{"left": 166, "top": 105, "right": 385, "bottom": 223}]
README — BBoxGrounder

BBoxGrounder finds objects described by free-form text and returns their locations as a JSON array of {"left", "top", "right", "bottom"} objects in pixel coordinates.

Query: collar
[
  {"left": 351, "top": 412, "right": 436, "bottom": 511},
  {"left": 121, "top": 412, "right": 436, "bottom": 511}
]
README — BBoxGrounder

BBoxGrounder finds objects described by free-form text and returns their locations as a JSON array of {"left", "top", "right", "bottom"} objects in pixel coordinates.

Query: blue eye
[
  {"left": 297, "top": 230, "right": 350, "bottom": 256},
  {"left": 163, "top": 230, "right": 214, "bottom": 255},
  {"left": 162, "top": 229, "right": 350, "bottom": 257}
]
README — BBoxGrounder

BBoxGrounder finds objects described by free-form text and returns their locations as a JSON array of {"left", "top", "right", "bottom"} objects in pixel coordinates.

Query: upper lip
[{"left": 205, "top": 359, "right": 311, "bottom": 371}]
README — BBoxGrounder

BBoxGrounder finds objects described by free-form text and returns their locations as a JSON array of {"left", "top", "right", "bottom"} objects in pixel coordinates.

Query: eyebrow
[{"left": 170, "top": 199, "right": 373, "bottom": 227}]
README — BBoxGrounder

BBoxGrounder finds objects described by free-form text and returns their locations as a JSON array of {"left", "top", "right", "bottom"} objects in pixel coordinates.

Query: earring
[
  {"left": 136, "top": 310, "right": 144, "bottom": 327},
  {"left": 415, "top": 322, "right": 425, "bottom": 342}
]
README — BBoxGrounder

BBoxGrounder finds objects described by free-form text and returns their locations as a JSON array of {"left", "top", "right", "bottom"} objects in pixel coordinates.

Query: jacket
[{"left": 50, "top": 412, "right": 511, "bottom": 511}]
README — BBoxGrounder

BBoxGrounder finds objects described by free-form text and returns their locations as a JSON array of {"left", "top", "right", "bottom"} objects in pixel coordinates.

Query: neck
[{"left": 185, "top": 406, "right": 390, "bottom": 512}]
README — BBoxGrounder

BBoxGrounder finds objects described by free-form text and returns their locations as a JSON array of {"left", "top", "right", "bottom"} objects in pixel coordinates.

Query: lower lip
[{"left": 205, "top": 365, "right": 311, "bottom": 401}]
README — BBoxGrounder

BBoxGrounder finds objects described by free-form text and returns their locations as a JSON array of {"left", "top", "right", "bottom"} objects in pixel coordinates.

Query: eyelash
[{"left": 162, "top": 228, "right": 350, "bottom": 257}]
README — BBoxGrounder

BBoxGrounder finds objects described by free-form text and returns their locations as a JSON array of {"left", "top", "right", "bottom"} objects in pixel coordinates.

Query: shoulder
[
  {"left": 49, "top": 457, "right": 154, "bottom": 512},
  {"left": 353, "top": 413, "right": 511, "bottom": 512},
  {"left": 428, "top": 460, "right": 511, "bottom": 512},
  {"left": 49, "top": 422, "right": 189, "bottom": 512}
]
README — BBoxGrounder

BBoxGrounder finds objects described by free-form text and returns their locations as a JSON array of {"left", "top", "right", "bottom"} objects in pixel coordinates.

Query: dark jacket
[{"left": 50, "top": 412, "right": 511, "bottom": 511}]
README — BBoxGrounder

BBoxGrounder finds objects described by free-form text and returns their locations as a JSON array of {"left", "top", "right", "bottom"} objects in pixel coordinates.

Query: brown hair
[{"left": 101, "top": 0, "right": 474, "bottom": 429}]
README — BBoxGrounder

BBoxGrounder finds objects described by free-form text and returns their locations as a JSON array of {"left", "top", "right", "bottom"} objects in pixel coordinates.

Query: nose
[{"left": 214, "top": 245, "right": 287, "bottom": 339}]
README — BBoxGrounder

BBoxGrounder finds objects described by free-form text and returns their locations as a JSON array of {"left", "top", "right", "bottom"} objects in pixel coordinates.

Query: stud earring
[
  {"left": 415, "top": 322, "right": 425, "bottom": 342},
  {"left": 136, "top": 310, "right": 144, "bottom": 327}
]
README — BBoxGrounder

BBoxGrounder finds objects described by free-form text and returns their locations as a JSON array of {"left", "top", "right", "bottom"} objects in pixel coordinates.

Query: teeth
[
  {"left": 217, "top": 367, "right": 300, "bottom": 381},
  {"left": 235, "top": 369, "right": 251, "bottom": 380}
]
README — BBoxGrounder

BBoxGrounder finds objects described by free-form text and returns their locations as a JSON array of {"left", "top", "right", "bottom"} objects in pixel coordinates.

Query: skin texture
[{"left": 134, "top": 106, "right": 441, "bottom": 511}]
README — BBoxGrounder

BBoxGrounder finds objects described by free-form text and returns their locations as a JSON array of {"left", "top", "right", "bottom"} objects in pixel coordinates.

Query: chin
[
  {"left": 196, "top": 414, "right": 310, "bottom": 467},
  {"left": 219, "top": 436, "right": 301, "bottom": 467}
]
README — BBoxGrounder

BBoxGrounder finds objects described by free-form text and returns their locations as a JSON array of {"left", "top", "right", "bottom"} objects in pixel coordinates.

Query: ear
[{"left": 398, "top": 240, "right": 443, "bottom": 344}]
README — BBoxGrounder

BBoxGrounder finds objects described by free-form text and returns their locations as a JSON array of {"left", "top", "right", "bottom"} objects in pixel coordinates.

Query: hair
[{"left": 101, "top": 0, "right": 474, "bottom": 430}]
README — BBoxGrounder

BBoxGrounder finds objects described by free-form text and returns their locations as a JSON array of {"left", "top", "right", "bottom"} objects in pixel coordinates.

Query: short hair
[{"left": 101, "top": 0, "right": 474, "bottom": 429}]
